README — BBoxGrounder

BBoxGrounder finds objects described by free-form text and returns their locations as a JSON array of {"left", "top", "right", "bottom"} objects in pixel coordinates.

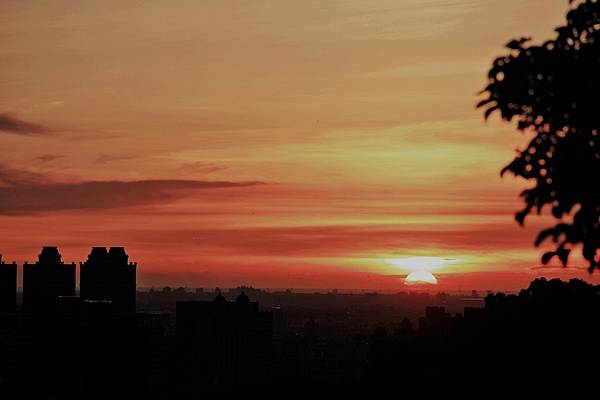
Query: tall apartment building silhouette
[
  {"left": 0, "top": 247, "right": 143, "bottom": 398},
  {"left": 0, "top": 255, "right": 17, "bottom": 313},
  {"left": 23, "top": 247, "right": 76, "bottom": 314},
  {"left": 80, "top": 247, "right": 137, "bottom": 313}
]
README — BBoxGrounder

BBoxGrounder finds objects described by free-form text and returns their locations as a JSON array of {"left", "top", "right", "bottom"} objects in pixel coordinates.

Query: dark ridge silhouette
[{"left": 478, "top": 0, "right": 600, "bottom": 271}]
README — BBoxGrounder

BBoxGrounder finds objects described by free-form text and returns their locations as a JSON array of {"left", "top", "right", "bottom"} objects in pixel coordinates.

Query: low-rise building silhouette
[
  {"left": 80, "top": 246, "right": 137, "bottom": 313},
  {"left": 23, "top": 247, "right": 75, "bottom": 314},
  {"left": 0, "top": 255, "right": 17, "bottom": 313},
  {"left": 176, "top": 292, "right": 273, "bottom": 391}
]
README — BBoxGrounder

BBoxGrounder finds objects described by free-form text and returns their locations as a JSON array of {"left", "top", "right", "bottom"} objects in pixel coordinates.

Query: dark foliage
[
  {"left": 478, "top": 0, "right": 600, "bottom": 271},
  {"left": 368, "top": 278, "right": 600, "bottom": 388}
]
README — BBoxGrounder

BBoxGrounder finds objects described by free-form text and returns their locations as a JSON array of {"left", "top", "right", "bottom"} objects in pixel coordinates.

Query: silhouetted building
[
  {"left": 463, "top": 306, "right": 485, "bottom": 321},
  {"left": 0, "top": 255, "right": 17, "bottom": 314},
  {"left": 394, "top": 317, "right": 415, "bottom": 339},
  {"left": 176, "top": 292, "right": 273, "bottom": 391},
  {"left": 80, "top": 247, "right": 137, "bottom": 313},
  {"left": 23, "top": 247, "right": 76, "bottom": 314}
]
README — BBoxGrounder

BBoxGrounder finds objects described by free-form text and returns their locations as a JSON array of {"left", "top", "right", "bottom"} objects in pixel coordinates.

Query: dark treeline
[{"left": 369, "top": 277, "right": 600, "bottom": 390}]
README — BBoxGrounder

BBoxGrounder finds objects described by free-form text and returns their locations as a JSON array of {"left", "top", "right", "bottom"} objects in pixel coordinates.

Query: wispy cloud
[
  {"left": 122, "top": 223, "right": 535, "bottom": 258},
  {"left": 179, "top": 161, "right": 226, "bottom": 175},
  {"left": 0, "top": 114, "right": 47, "bottom": 135},
  {"left": 0, "top": 164, "right": 264, "bottom": 214},
  {"left": 93, "top": 154, "right": 136, "bottom": 164},
  {"left": 34, "top": 154, "right": 64, "bottom": 163}
]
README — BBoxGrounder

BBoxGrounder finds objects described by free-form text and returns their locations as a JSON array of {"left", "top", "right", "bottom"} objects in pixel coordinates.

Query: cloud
[
  {"left": 363, "top": 61, "right": 486, "bottom": 80},
  {"left": 93, "top": 154, "right": 136, "bottom": 164},
  {"left": 179, "top": 161, "right": 226, "bottom": 175},
  {"left": 120, "top": 223, "right": 536, "bottom": 258},
  {"left": 34, "top": 154, "right": 64, "bottom": 163},
  {"left": 0, "top": 165, "right": 47, "bottom": 186},
  {"left": 0, "top": 114, "right": 47, "bottom": 135},
  {"left": 0, "top": 164, "right": 263, "bottom": 214}
]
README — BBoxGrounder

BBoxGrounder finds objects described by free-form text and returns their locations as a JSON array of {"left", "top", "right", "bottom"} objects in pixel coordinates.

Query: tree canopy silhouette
[{"left": 478, "top": 0, "right": 600, "bottom": 271}]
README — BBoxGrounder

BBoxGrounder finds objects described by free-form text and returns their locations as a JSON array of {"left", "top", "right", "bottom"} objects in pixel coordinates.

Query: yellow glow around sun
[
  {"left": 405, "top": 270, "right": 438, "bottom": 285},
  {"left": 385, "top": 256, "right": 451, "bottom": 272}
]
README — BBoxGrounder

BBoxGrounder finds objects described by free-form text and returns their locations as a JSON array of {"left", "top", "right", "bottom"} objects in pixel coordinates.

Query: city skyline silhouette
[
  {"left": 3, "top": 0, "right": 600, "bottom": 396},
  {"left": 2, "top": 246, "right": 600, "bottom": 397}
]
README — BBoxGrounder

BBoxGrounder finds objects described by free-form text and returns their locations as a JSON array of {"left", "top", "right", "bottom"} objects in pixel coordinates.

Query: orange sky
[{"left": 1, "top": 0, "right": 597, "bottom": 290}]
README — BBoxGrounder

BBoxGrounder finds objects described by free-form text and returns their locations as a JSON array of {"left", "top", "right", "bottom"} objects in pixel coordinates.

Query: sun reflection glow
[{"left": 385, "top": 256, "right": 453, "bottom": 272}]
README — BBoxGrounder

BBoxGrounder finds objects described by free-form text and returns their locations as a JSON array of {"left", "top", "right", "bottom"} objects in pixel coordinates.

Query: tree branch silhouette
[{"left": 478, "top": 0, "right": 600, "bottom": 271}]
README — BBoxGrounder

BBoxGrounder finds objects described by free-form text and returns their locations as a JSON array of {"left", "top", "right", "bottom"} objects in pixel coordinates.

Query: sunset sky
[{"left": 1, "top": 0, "right": 597, "bottom": 290}]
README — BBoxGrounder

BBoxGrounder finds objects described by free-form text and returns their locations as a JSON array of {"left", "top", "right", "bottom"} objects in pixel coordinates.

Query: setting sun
[
  {"left": 385, "top": 256, "right": 449, "bottom": 286},
  {"left": 405, "top": 270, "right": 438, "bottom": 285}
]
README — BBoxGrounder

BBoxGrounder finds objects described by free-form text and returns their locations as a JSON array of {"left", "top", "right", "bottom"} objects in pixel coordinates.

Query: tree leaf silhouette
[
  {"left": 542, "top": 251, "right": 556, "bottom": 265},
  {"left": 478, "top": 0, "right": 600, "bottom": 271}
]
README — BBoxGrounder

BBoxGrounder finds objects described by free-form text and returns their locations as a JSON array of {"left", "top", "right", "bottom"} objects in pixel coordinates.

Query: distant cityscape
[{"left": 1, "top": 247, "right": 599, "bottom": 397}]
